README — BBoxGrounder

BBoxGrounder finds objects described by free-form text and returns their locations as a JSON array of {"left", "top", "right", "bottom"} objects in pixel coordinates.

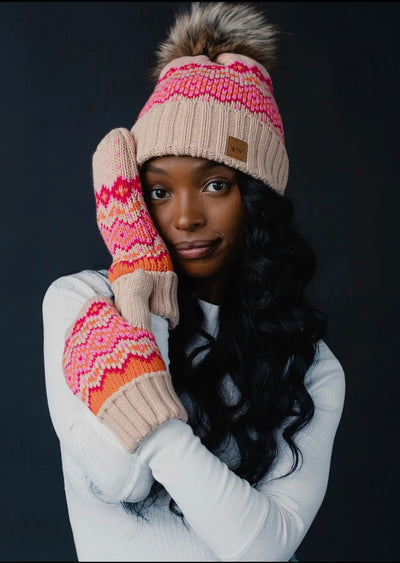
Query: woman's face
[{"left": 141, "top": 155, "right": 245, "bottom": 303}]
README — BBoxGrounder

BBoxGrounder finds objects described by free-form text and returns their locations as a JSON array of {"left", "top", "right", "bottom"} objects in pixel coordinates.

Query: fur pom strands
[{"left": 150, "top": 2, "right": 279, "bottom": 79}]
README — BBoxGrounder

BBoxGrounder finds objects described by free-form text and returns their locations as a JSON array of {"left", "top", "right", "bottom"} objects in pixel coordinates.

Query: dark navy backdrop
[{"left": 1, "top": 2, "right": 398, "bottom": 561}]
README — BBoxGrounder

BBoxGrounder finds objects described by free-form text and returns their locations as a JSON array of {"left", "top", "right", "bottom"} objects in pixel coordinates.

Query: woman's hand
[{"left": 92, "top": 127, "right": 178, "bottom": 328}]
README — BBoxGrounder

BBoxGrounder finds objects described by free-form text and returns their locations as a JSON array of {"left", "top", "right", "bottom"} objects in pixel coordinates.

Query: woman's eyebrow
[
  {"left": 199, "top": 160, "right": 224, "bottom": 171},
  {"left": 144, "top": 163, "right": 168, "bottom": 174}
]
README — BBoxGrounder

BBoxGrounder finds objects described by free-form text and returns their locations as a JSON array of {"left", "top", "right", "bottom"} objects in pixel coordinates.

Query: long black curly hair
[{"left": 122, "top": 171, "right": 327, "bottom": 519}]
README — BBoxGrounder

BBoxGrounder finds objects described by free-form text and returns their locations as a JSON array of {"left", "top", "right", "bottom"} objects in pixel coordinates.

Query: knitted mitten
[
  {"left": 62, "top": 270, "right": 187, "bottom": 453},
  {"left": 93, "top": 127, "right": 178, "bottom": 328}
]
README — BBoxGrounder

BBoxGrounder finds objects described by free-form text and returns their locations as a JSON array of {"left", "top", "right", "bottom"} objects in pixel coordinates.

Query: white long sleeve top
[{"left": 42, "top": 269, "right": 345, "bottom": 562}]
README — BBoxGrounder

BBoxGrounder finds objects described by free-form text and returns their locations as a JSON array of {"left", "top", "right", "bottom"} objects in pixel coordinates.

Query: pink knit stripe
[
  {"left": 162, "top": 60, "right": 273, "bottom": 87},
  {"left": 65, "top": 303, "right": 156, "bottom": 360},
  {"left": 99, "top": 216, "right": 157, "bottom": 248},
  {"left": 94, "top": 175, "right": 143, "bottom": 203},
  {"left": 65, "top": 342, "right": 163, "bottom": 397},
  {"left": 63, "top": 298, "right": 166, "bottom": 410},
  {"left": 99, "top": 226, "right": 169, "bottom": 263},
  {"left": 65, "top": 329, "right": 162, "bottom": 387},
  {"left": 138, "top": 61, "right": 284, "bottom": 142},
  {"left": 95, "top": 176, "right": 168, "bottom": 259},
  {"left": 66, "top": 327, "right": 159, "bottom": 370}
]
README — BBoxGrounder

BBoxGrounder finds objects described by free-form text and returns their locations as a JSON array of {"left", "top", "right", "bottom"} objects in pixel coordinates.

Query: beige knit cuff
[
  {"left": 112, "top": 269, "right": 153, "bottom": 329},
  {"left": 112, "top": 270, "right": 179, "bottom": 329},
  {"left": 97, "top": 371, "right": 188, "bottom": 453},
  {"left": 148, "top": 270, "right": 179, "bottom": 329}
]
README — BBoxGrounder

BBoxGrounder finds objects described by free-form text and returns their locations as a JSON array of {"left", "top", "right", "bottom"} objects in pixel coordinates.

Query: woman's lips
[{"left": 173, "top": 239, "right": 221, "bottom": 259}]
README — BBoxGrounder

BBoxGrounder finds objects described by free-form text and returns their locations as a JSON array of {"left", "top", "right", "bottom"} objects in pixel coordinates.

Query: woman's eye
[
  {"left": 149, "top": 188, "right": 168, "bottom": 200},
  {"left": 204, "top": 180, "right": 229, "bottom": 193}
]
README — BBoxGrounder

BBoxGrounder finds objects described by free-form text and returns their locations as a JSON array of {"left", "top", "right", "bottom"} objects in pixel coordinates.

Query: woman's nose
[{"left": 172, "top": 194, "right": 206, "bottom": 232}]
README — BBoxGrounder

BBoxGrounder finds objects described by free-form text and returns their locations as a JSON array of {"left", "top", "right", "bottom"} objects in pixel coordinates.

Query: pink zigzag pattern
[
  {"left": 63, "top": 299, "right": 163, "bottom": 407},
  {"left": 99, "top": 213, "right": 157, "bottom": 247},
  {"left": 95, "top": 176, "right": 169, "bottom": 261},
  {"left": 139, "top": 61, "right": 284, "bottom": 142}
]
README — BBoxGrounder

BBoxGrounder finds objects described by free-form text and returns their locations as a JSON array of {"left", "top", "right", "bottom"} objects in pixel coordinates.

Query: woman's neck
[{"left": 193, "top": 276, "right": 227, "bottom": 305}]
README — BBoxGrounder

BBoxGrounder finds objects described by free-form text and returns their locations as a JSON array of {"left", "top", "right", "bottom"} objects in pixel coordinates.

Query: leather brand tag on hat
[{"left": 226, "top": 136, "right": 248, "bottom": 163}]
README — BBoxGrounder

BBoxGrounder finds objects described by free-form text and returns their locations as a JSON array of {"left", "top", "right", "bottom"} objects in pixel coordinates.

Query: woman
[{"left": 42, "top": 3, "right": 345, "bottom": 561}]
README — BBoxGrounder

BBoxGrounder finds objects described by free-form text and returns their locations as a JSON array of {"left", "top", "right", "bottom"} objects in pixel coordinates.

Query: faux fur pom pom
[{"left": 150, "top": 2, "right": 279, "bottom": 78}]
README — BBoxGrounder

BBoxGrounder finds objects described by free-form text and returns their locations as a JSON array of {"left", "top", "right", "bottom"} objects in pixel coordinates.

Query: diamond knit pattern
[
  {"left": 63, "top": 297, "right": 166, "bottom": 415},
  {"left": 139, "top": 57, "right": 284, "bottom": 143},
  {"left": 93, "top": 129, "right": 173, "bottom": 283}
]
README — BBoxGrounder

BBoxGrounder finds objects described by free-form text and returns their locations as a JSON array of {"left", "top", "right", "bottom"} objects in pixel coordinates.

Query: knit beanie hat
[{"left": 131, "top": 2, "right": 288, "bottom": 195}]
